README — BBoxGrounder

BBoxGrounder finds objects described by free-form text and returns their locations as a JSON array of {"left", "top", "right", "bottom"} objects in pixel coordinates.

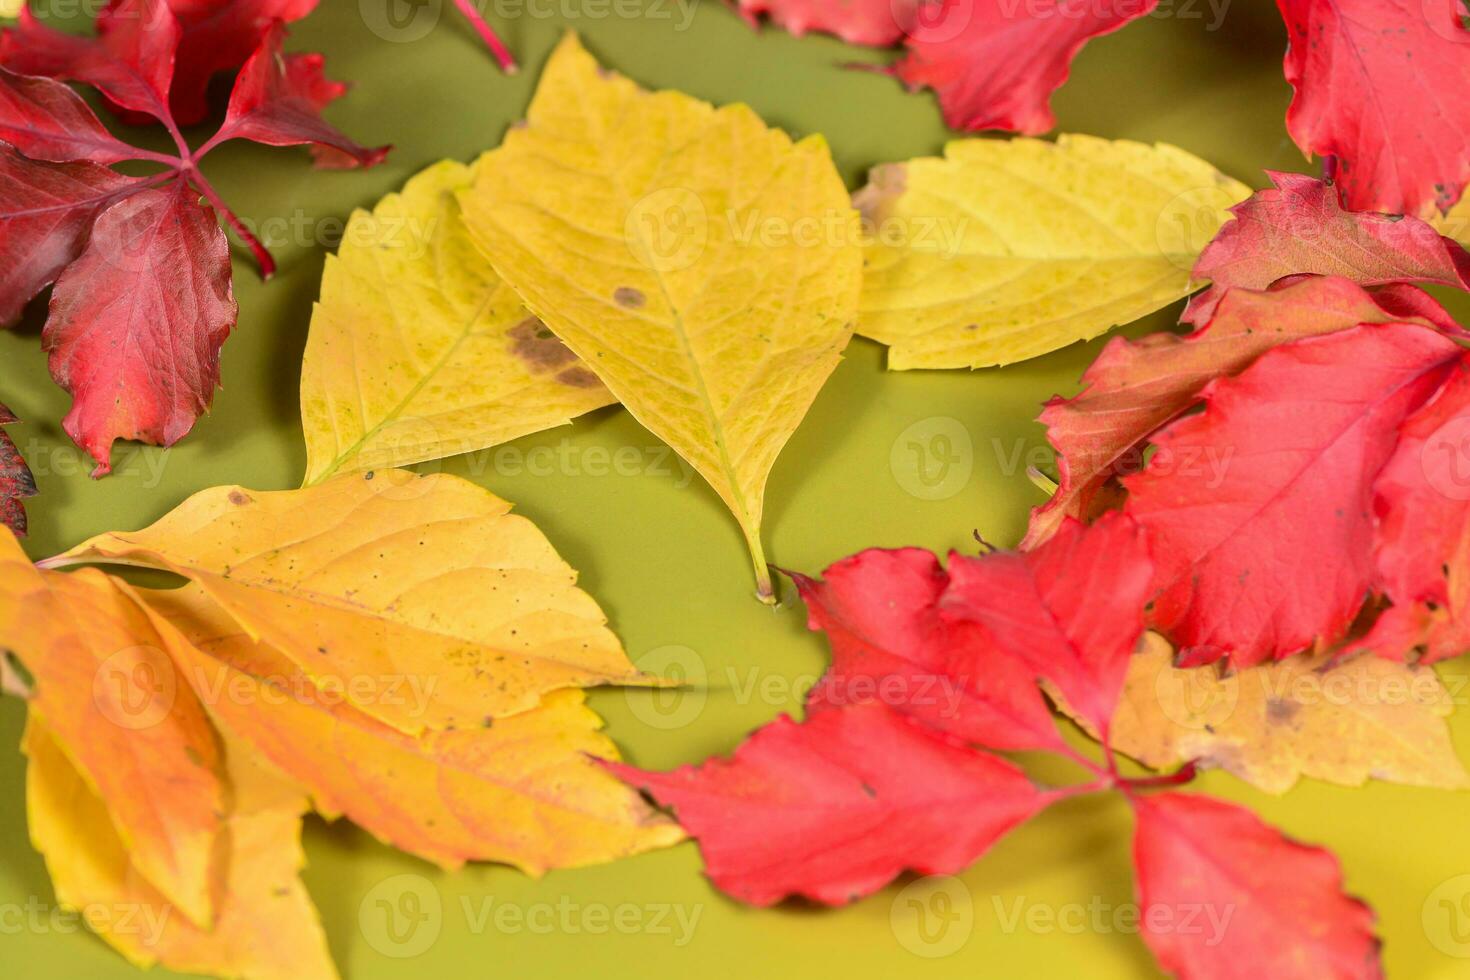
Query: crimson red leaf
[
  {"left": 1025, "top": 277, "right": 1451, "bottom": 548},
  {"left": 0, "top": 67, "right": 139, "bottom": 164},
  {"left": 0, "top": 403, "right": 36, "bottom": 536},
  {"left": 0, "top": 144, "right": 143, "bottom": 327},
  {"left": 1185, "top": 173, "right": 1470, "bottom": 325},
  {"left": 1362, "top": 361, "right": 1470, "bottom": 663},
  {"left": 942, "top": 512, "right": 1153, "bottom": 737},
  {"left": 43, "top": 179, "right": 236, "bottom": 476},
  {"left": 794, "top": 548, "right": 1066, "bottom": 752},
  {"left": 1276, "top": 0, "right": 1470, "bottom": 217},
  {"left": 611, "top": 702, "right": 1049, "bottom": 906},
  {"left": 1131, "top": 792, "right": 1381, "bottom": 980},
  {"left": 736, "top": 0, "right": 913, "bottom": 46},
  {"left": 892, "top": 0, "right": 1157, "bottom": 134},
  {"left": 0, "top": 0, "right": 180, "bottom": 124},
  {"left": 211, "top": 21, "right": 388, "bottom": 169},
  {"left": 1125, "top": 323, "right": 1463, "bottom": 667}
]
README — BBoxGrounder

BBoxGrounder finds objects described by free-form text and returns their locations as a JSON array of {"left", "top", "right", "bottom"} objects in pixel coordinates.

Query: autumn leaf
[
  {"left": 25, "top": 716, "right": 338, "bottom": 980},
  {"left": 853, "top": 135, "right": 1249, "bottom": 369},
  {"left": 1184, "top": 172, "right": 1470, "bottom": 325},
  {"left": 0, "top": 402, "right": 35, "bottom": 535},
  {"left": 461, "top": 33, "right": 862, "bottom": 601},
  {"left": 0, "top": 533, "right": 226, "bottom": 928},
  {"left": 1126, "top": 322, "right": 1463, "bottom": 667},
  {"left": 1074, "top": 633, "right": 1468, "bottom": 794},
  {"left": 58, "top": 470, "right": 655, "bottom": 733},
  {"left": 610, "top": 701, "right": 1049, "bottom": 906},
  {"left": 140, "top": 586, "right": 685, "bottom": 874},
  {"left": 300, "top": 159, "right": 614, "bottom": 483},
  {"left": 1276, "top": 0, "right": 1470, "bottom": 217},
  {"left": 735, "top": 0, "right": 913, "bottom": 45},
  {"left": 1131, "top": 792, "right": 1381, "bottom": 980},
  {"left": 1023, "top": 277, "right": 1454, "bottom": 548}
]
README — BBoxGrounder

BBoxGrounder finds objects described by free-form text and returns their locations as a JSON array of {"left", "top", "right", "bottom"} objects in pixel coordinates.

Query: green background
[{"left": 4, "top": 2, "right": 1470, "bottom": 977}]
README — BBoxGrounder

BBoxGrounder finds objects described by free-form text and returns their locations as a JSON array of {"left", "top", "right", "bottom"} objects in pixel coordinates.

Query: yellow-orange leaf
[
  {"left": 60, "top": 470, "right": 651, "bottom": 734},
  {"left": 25, "top": 715, "right": 337, "bottom": 980},
  {"left": 141, "top": 585, "right": 686, "bottom": 874}
]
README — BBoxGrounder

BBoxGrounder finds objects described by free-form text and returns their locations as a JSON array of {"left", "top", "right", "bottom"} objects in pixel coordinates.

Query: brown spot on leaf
[
  {"left": 557, "top": 367, "right": 602, "bottom": 389},
  {"left": 509, "top": 317, "right": 577, "bottom": 373},
  {"left": 228, "top": 491, "right": 250, "bottom": 505},
  {"left": 613, "top": 287, "right": 646, "bottom": 309},
  {"left": 1266, "top": 698, "right": 1299, "bottom": 724}
]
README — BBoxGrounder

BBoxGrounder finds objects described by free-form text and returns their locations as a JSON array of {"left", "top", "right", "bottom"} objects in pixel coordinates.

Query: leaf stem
[
  {"left": 183, "top": 165, "right": 276, "bottom": 280},
  {"left": 1118, "top": 761, "right": 1199, "bottom": 794},
  {"left": 453, "top": 0, "right": 518, "bottom": 74}
]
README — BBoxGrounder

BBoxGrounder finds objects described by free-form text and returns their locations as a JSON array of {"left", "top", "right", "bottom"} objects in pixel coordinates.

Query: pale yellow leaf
[
  {"left": 300, "top": 158, "right": 615, "bottom": 484},
  {"left": 0, "top": 0, "right": 21, "bottom": 19},
  {"left": 1431, "top": 194, "right": 1470, "bottom": 245},
  {"left": 1097, "top": 633, "right": 1469, "bottom": 794},
  {"left": 140, "top": 585, "right": 686, "bottom": 874},
  {"left": 60, "top": 471, "right": 653, "bottom": 735},
  {"left": 853, "top": 135, "right": 1250, "bottom": 369},
  {"left": 459, "top": 34, "right": 863, "bottom": 600},
  {"left": 25, "top": 714, "right": 337, "bottom": 980}
]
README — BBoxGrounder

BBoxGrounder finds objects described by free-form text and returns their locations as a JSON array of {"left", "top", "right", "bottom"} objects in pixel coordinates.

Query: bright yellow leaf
[
  {"left": 59, "top": 471, "right": 653, "bottom": 734},
  {"left": 0, "top": 530, "right": 225, "bottom": 928},
  {"left": 140, "top": 585, "right": 686, "bottom": 874},
  {"left": 853, "top": 135, "right": 1251, "bottom": 369},
  {"left": 1432, "top": 194, "right": 1470, "bottom": 245},
  {"left": 300, "top": 158, "right": 615, "bottom": 484},
  {"left": 25, "top": 715, "right": 337, "bottom": 980},
  {"left": 0, "top": 0, "right": 20, "bottom": 18},
  {"left": 460, "top": 34, "right": 863, "bottom": 601},
  {"left": 1094, "top": 633, "right": 1469, "bottom": 794}
]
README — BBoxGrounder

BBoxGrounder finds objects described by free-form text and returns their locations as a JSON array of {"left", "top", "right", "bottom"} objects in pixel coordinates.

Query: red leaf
[
  {"left": 736, "top": 0, "right": 913, "bottom": 46},
  {"left": 0, "top": 403, "right": 36, "bottom": 536},
  {"left": 1362, "top": 361, "right": 1470, "bottom": 663},
  {"left": 0, "top": 144, "right": 144, "bottom": 327},
  {"left": 610, "top": 702, "right": 1049, "bottom": 906},
  {"left": 892, "top": 0, "right": 1157, "bottom": 134},
  {"left": 1025, "top": 277, "right": 1450, "bottom": 548},
  {"left": 1185, "top": 173, "right": 1470, "bottom": 325},
  {"left": 212, "top": 22, "right": 388, "bottom": 170},
  {"left": 942, "top": 512, "right": 1153, "bottom": 736},
  {"left": 794, "top": 548, "right": 1066, "bottom": 751},
  {"left": 0, "top": 0, "right": 180, "bottom": 125},
  {"left": 1276, "top": 0, "right": 1470, "bottom": 217},
  {"left": 1124, "top": 322, "right": 1463, "bottom": 667},
  {"left": 43, "top": 179, "right": 236, "bottom": 476},
  {"left": 1131, "top": 792, "right": 1381, "bottom": 980},
  {"left": 0, "top": 67, "right": 139, "bottom": 164}
]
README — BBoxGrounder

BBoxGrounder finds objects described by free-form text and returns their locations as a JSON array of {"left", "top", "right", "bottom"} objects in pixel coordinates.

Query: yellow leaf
[
  {"left": 1098, "top": 633, "right": 1469, "bottom": 794},
  {"left": 459, "top": 34, "right": 863, "bottom": 601},
  {"left": 853, "top": 135, "right": 1251, "bottom": 369},
  {"left": 0, "top": 0, "right": 20, "bottom": 18},
  {"left": 0, "top": 530, "right": 225, "bottom": 927},
  {"left": 140, "top": 585, "right": 686, "bottom": 874},
  {"left": 25, "top": 714, "right": 338, "bottom": 980},
  {"left": 1431, "top": 195, "right": 1470, "bottom": 245},
  {"left": 300, "top": 158, "right": 615, "bottom": 484},
  {"left": 60, "top": 470, "right": 653, "bottom": 734}
]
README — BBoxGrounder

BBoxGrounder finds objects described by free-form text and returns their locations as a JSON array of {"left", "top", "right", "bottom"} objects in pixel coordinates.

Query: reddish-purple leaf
[
  {"left": 44, "top": 179, "right": 236, "bottom": 476},
  {"left": 0, "top": 403, "right": 36, "bottom": 536},
  {"left": 610, "top": 702, "right": 1050, "bottom": 906},
  {"left": 942, "top": 512, "right": 1153, "bottom": 737},
  {"left": 0, "top": 0, "right": 181, "bottom": 124},
  {"left": 736, "top": 0, "right": 914, "bottom": 46},
  {"left": 1025, "top": 278, "right": 1453, "bottom": 549},
  {"left": 1125, "top": 323, "right": 1462, "bottom": 667},
  {"left": 1131, "top": 792, "right": 1381, "bottom": 980},
  {"left": 0, "top": 67, "right": 140, "bottom": 165},
  {"left": 794, "top": 548, "right": 1066, "bottom": 752},
  {"left": 212, "top": 21, "right": 388, "bottom": 169},
  {"left": 1276, "top": 0, "right": 1470, "bottom": 218},
  {"left": 1185, "top": 173, "right": 1470, "bottom": 325},
  {"left": 0, "top": 144, "right": 143, "bottom": 327},
  {"left": 892, "top": 0, "right": 1157, "bottom": 134}
]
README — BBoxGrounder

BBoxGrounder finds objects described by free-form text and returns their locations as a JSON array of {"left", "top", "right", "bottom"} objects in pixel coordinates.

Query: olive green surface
[{"left": 4, "top": 3, "right": 1470, "bottom": 978}]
